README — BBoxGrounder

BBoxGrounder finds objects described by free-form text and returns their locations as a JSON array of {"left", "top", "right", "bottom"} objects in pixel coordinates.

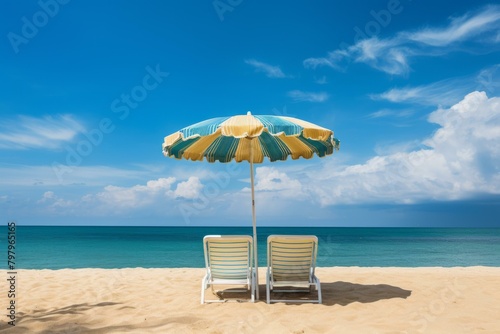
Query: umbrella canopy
[
  {"left": 163, "top": 112, "right": 339, "bottom": 163},
  {"left": 162, "top": 112, "right": 339, "bottom": 300}
]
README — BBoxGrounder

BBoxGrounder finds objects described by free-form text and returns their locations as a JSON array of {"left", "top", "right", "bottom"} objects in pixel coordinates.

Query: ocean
[{"left": 7, "top": 226, "right": 500, "bottom": 269}]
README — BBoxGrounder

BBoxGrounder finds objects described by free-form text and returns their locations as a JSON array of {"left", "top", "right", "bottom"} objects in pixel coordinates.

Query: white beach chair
[
  {"left": 201, "top": 235, "right": 256, "bottom": 303},
  {"left": 266, "top": 235, "right": 322, "bottom": 304}
]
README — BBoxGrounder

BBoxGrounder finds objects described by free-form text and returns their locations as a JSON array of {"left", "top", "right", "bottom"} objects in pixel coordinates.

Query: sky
[{"left": 1, "top": 0, "right": 499, "bottom": 227}]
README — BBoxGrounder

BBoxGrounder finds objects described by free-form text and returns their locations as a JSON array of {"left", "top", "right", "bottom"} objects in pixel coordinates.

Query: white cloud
[
  {"left": 30, "top": 176, "right": 209, "bottom": 217},
  {"left": 406, "top": 7, "right": 500, "bottom": 46},
  {"left": 304, "top": 50, "right": 348, "bottom": 71},
  {"left": 372, "top": 80, "right": 469, "bottom": 106},
  {"left": 6, "top": 92, "right": 500, "bottom": 220},
  {"left": 314, "top": 76, "right": 328, "bottom": 84},
  {"left": 37, "top": 191, "right": 75, "bottom": 212},
  {"left": 368, "top": 108, "right": 414, "bottom": 119},
  {"left": 0, "top": 164, "right": 153, "bottom": 187},
  {"left": 244, "top": 59, "right": 287, "bottom": 78},
  {"left": 306, "top": 36, "right": 410, "bottom": 75},
  {"left": 354, "top": 38, "right": 409, "bottom": 75},
  {"left": 235, "top": 166, "right": 306, "bottom": 218},
  {"left": 373, "top": 140, "right": 422, "bottom": 156},
  {"left": 92, "top": 177, "right": 176, "bottom": 209},
  {"left": 253, "top": 167, "right": 302, "bottom": 193},
  {"left": 304, "top": 5, "right": 500, "bottom": 75},
  {"left": 0, "top": 114, "right": 85, "bottom": 150},
  {"left": 372, "top": 65, "right": 500, "bottom": 106},
  {"left": 174, "top": 176, "right": 203, "bottom": 199},
  {"left": 308, "top": 91, "right": 500, "bottom": 204},
  {"left": 287, "top": 90, "right": 329, "bottom": 102},
  {"left": 39, "top": 191, "right": 56, "bottom": 202},
  {"left": 476, "top": 64, "right": 500, "bottom": 94}
]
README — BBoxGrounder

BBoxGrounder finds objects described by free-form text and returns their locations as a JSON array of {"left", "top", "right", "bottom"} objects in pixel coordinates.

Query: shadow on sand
[
  {"left": 258, "top": 281, "right": 412, "bottom": 306},
  {"left": 321, "top": 281, "right": 412, "bottom": 306},
  {"left": 0, "top": 302, "right": 136, "bottom": 334}
]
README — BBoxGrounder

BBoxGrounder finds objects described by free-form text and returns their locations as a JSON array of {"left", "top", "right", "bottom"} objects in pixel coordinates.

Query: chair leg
[
  {"left": 266, "top": 270, "right": 271, "bottom": 304},
  {"left": 316, "top": 278, "right": 322, "bottom": 304},
  {"left": 201, "top": 274, "right": 209, "bottom": 304},
  {"left": 201, "top": 279, "right": 206, "bottom": 304}
]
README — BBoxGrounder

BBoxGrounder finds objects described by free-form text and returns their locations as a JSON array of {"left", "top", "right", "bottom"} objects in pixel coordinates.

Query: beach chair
[
  {"left": 266, "top": 235, "right": 322, "bottom": 304},
  {"left": 201, "top": 235, "right": 256, "bottom": 303}
]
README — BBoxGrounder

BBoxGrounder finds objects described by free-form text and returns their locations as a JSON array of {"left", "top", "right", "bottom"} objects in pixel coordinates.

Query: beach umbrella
[{"left": 162, "top": 112, "right": 339, "bottom": 299}]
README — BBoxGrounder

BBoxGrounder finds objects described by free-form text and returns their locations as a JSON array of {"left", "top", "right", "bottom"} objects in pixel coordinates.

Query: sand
[{"left": 1, "top": 267, "right": 500, "bottom": 333}]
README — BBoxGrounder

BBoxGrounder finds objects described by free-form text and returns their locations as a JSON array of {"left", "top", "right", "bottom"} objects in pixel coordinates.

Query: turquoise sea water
[{"left": 6, "top": 226, "right": 500, "bottom": 269}]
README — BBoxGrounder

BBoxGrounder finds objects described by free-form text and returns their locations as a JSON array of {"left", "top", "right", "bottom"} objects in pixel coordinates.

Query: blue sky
[{"left": 1, "top": 0, "right": 499, "bottom": 227}]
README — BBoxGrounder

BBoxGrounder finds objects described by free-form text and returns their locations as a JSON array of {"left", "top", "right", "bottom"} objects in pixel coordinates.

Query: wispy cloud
[
  {"left": 304, "top": 5, "right": 500, "bottom": 75},
  {"left": 371, "top": 80, "right": 470, "bottom": 106},
  {"left": 476, "top": 64, "right": 500, "bottom": 94},
  {"left": 0, "top": 114, "right": 85, "bottom": 150},
  {"left": 244, "top": 59, "right": 287, "bottom": 78},
  {"left": 314, "top": 76, "right": 328, "bottom": 85},
  {"left": 371, "top": 65, "right": 500, "bottom": 106},
  {"left": 0, "top": 164, "right": 153, "bottom": 187},
  {"left": 368, "top": 109, "right": 414, "bottom": 119},
  {"left": 287, "top": 90, "right": 329, "bottom": 102},
  {"left": 405, "top": 7, "right": 500, "bottom": 46}
]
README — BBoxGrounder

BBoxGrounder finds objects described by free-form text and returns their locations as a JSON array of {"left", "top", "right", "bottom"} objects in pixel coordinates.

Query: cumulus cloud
[
  {"left": 91, "top": 177, "right": 177, "bottom": 210},
  {"left": 252, "top": 167, "right": 302, "bottom": 193},
  {"left": 174, "top": 176, "right": 203, "bottom": 199},
  {"left": 37, "top": 191, "right": 75, "bottom": 212},
  {"left": 0, "top": 114, "right": 85, "bottom": 150},
  {"left": 304, "top": 5, "right": 500, "bottom": 75},
  {"left": 307, "top": 91, "right": 500, "bottom": 205},
  {"left": 31, "top": 176, "right": 207, "bottom": 217}
]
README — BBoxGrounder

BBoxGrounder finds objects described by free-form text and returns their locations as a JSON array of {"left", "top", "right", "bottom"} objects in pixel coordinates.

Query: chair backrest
[
  {"left": 203, "top": 235, "right": 253, "bottom": 281},
  {"left": 267, "top": 235, "right": 318, "bottom": 282}
]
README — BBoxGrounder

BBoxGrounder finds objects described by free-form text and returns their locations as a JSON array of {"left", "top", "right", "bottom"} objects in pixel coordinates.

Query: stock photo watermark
[
  {"left": 6, "top": 221, "right": 17, "bottom": 327},
  {"left": 7, "top": 0, "right": 71, "bottom": 54},
  {"left": 408, "top": 277, "right": 465, "bottom": 333},
  {"left": 272, "top": 105, "right": 296, "bottom": 118},
  {"left": 336, "top": 0, "right": 410, "bottom": 51},
  {"left": 354, "top": 0, "right": 403, "bottom": 44},
  {"left": 51, "top": 64, "right": 169, "bottom": 183},
  {"left": 213, "top": 0, "right": 243, "bottom": 21}
]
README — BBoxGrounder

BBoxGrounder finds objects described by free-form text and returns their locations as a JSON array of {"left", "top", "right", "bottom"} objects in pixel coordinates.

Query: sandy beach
[{"left": 1, "top": 267, "right": 500, "bottom": 333}]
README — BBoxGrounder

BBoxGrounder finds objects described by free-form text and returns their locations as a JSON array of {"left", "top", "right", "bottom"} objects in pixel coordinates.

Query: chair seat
[
  {"left": 209, "top": 278, "right": 250, "bottom": 285},
  {"left": 201, "top": 235, "right": 255, "bottom": 303},
  {"left": 271, "top": 281, "right": 313, "bottom": 288},
  {"left": 266, "top": 235, "right": 322, "bottom": 304}
]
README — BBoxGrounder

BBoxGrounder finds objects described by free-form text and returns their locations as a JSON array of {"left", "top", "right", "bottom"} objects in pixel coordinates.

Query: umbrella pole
[{"left": 249, "top": 140, "right": 259, "bottom": 300}]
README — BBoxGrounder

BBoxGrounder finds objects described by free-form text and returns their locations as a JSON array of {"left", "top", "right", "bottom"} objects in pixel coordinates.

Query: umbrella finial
[{"left": 247, "top": 111, "right": 252, "bottom": 115}]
